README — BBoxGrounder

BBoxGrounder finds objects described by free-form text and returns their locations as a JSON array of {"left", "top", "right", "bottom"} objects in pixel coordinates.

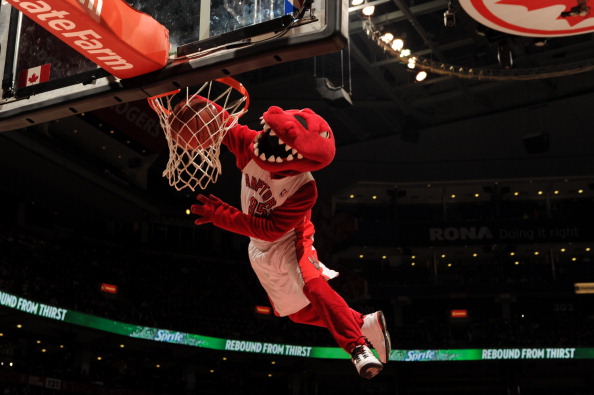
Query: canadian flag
[{"left": 17, "top": 64, "right": 51, "bottom": 88}]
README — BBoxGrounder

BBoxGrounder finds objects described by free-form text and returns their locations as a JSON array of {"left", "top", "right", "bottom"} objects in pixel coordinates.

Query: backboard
[{"left": 0, "top": 0, "right": 348, "bottom": 132}]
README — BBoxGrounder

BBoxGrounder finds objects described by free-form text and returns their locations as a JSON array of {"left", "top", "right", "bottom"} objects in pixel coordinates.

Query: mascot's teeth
[{"left": 254, "top": 129, "right": 302, "bottom": 163}]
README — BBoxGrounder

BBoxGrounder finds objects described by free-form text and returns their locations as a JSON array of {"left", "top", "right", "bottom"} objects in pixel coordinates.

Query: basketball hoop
[{"left": 148, "top": 77, "right": 249, "bottom": 191}]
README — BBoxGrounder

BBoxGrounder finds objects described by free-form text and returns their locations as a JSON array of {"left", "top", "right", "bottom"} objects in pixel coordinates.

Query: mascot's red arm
[{"left": 191, "top": 183, "right": 316, "bottom": 242}]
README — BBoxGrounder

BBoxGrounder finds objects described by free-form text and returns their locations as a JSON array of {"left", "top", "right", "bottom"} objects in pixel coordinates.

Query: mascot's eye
[
  {"left": 319, "top": 131, "right": 330, "bottom": 139},
  {"left": 293, "top": 115, "right": 308, "bottom": 130}
]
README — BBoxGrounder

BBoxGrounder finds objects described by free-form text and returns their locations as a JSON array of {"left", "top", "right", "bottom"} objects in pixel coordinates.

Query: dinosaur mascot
[{"left": 191, "top": 103, "right": 391, "bottom": 378}]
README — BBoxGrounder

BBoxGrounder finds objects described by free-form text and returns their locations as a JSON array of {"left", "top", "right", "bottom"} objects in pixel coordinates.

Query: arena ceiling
[{"left": 1, "top": 0, "right": 594, "bottom": 218}]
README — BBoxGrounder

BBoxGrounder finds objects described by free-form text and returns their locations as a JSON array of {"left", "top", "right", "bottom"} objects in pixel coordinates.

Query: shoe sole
[
  {"left": 360, "top": 362, "right": 383, "bottom": 379},
  {"left": 376, "top": 311, "right": 392, "bottom": 363}
]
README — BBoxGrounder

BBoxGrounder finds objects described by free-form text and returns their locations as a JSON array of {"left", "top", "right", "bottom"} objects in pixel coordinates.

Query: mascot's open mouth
[{"left": 253, "top": 118, "right": 304, "bottom": 163}]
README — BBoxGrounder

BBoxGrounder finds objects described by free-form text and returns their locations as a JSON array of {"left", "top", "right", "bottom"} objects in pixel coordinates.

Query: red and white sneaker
[
  {"left": 351, "top": 344, "right": 383, "bottom": 379},
  {"left": 361, "top": 311, "right": 391, "bottom": 363}
]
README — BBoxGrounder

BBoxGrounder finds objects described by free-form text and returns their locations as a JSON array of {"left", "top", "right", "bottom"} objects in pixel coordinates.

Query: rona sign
[
  {"left": 393, "top": 220, "right": 592, "bottom": 245},
  {"left": 430, "top": 226, "right": 494, "bottom": 241},
  {"left": 428, "top": 224, "right": 581, "bottom": 243}
]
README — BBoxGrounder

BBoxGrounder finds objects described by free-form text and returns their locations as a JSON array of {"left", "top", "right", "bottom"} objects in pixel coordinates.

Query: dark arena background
[{"left": 3, "top": 0, "right": 594, "bottom": 394}]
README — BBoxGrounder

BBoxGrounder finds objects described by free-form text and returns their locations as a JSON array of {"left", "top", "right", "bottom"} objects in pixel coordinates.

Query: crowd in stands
[
  {"left": 0, "top": 225, "right": 335, "bottom": 347},
  {"left": 1, "top": 191, "right": 594, "bottom": 394},
  {"left": 3, "top": 219, "right": 594, "bottom": 350}
]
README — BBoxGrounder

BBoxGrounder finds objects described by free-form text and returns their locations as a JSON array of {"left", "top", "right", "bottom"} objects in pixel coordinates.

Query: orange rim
[
  {"left": 215, "top": 76, "right": 250, "bottom": 114},
  {"left": 147, "top": 89, "right": 180, "bottom": 116},
  {"left": 147, "top": 77, "right": 250, "bottom": 118}
]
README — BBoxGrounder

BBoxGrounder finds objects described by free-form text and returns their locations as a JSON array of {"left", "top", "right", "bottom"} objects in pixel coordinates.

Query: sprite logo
[
  {"left": 405, "top": 350, "right": 437, "bottom": 361},
  {"left": 155, "top": 330, "right": 185, "bottom": 343}
]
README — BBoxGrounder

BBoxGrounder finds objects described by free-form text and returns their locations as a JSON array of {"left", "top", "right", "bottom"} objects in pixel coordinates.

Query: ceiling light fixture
[
  {"left": 381, "top": 33, "right": 394, "bottom": 43},
  {"left": 443, "top": 0, "right": 456, "bottom": 27},
  {"left": 362, "top": 19, "right": 594, "bottom": 81},
  {"left": 415, "top": 71, "right": 427, "bottom": 82},
  {"left": 391, "top": 38, "right": 404, "bottom": 51},
  {"left": 362, "top": 5, "right": 375, "bottom": 16}
]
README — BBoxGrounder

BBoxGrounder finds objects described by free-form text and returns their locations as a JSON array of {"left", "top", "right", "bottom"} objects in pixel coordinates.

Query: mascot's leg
[
  {"left": 289, "top": 303, "right": 391, "bottom": 365},
  {"left": 292, "top": 254, "right": 383, "bottom": 379},
  {"left": 289, "top": 303, "right": 364, "bottom": 328},
  {"left": 289, "top": 278, "right": 364, "bottom": 349}
]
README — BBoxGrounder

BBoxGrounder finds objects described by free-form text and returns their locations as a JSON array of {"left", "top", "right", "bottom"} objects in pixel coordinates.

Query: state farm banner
[{"left": 7, "top": 0, "right": 169, "bottom": 79}]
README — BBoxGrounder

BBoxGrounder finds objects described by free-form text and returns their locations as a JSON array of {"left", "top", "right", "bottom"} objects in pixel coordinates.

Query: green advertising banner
[{"left": 0, "top": 289, "right": 591, "bottom": 362}]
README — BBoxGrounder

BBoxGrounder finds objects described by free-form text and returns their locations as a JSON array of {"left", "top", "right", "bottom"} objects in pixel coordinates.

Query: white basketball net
[{"left": 148, "top": 77, "right": 249, "bottom": 191}]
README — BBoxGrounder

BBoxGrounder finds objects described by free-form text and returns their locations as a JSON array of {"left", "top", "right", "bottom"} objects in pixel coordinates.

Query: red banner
[
  {"left": 255, "top": 305, "right": 272, "bottom": 315},
  {"left": 450, "top": 309, "right": 469, "bottom": 318},
  {"left": 7, "top": 0, "right": 169, "bottom": 79},
  {"left": 100, "top": 283, "right": 118, "bottom": 294}
]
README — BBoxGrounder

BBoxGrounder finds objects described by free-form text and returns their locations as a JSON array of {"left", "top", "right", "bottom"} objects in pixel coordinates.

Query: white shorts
[{"left": 248, "top": 234, "right": 338, "bottom": 316}]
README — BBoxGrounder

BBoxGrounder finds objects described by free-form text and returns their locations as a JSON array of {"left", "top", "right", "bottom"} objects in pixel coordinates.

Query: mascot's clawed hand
[{"left": 190, "top": 194, "right": 226, "bottom": 225}]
